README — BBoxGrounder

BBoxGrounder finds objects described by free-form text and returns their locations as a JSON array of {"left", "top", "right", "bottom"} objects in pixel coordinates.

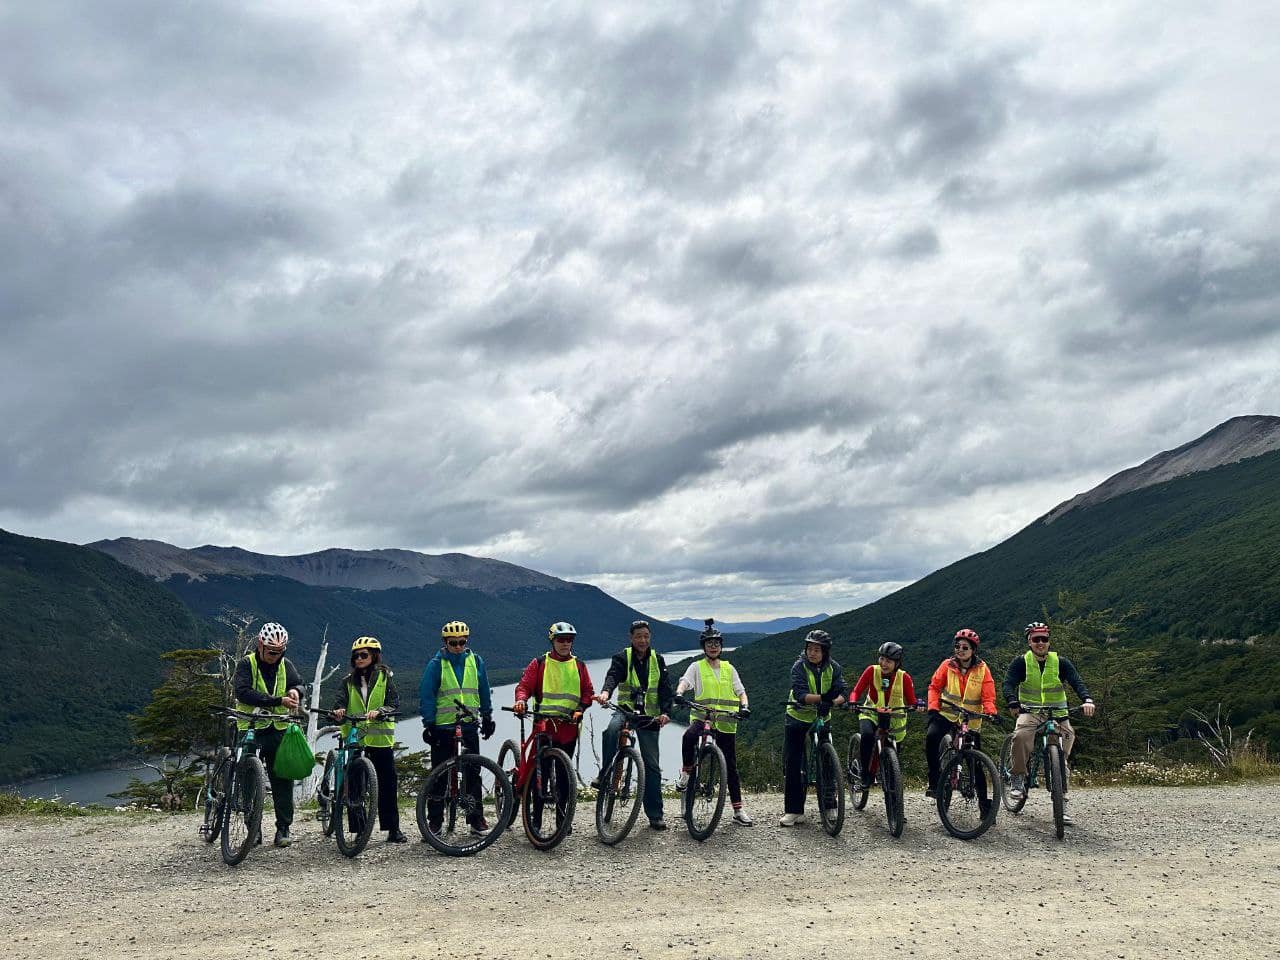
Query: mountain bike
[
  {"left": 999, "top": 705, "right": 1087, "bottom": 840},
  {"left": 310, "top": 707, "right": 384, "bottom": 858},
  {"left": 934, "top": 705, "right": 1004, "bottom": 840},
  {"left": 497, "top": 706, "right": 580, "bottom": 850},
  {"left": 200, "top": 707, "right": 279, "bottom": 866},
  {"left": 673, "top": 696, "right": 746, "bottom": 842},
  {"left": 594, "top": 700, "right": 655, "bottom": 845},
  {"left": 779, "top": 701, "right": 845, "bottom": 836},
  {"left": 845, "top": 703, "right": 917, "bottom": 838},
  {"left": 415, "top": 699, "right": 513, "bottom": 856}
]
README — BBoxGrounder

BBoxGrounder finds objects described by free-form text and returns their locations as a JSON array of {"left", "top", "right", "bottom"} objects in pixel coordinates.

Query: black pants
[
  {"left": 925, "top": 714, "right": 984, "bottom": 794},
  {"left": 858, "top": 719, "right": 883, "bottom": 786},
  {"left": 254, "top": 727, "right": 293, "bottom": 832},
  {"left": 783, "top": 719, "right": 836, "bottom": 814},
  {"left": 427, "top": 724, "right": 482, "bottom": 827},
  {"left": 363, "top": 745, "right": 400, "bottom": 832},
  {"left": 682, "top": 722, "right": 742, "bottom": 806}
]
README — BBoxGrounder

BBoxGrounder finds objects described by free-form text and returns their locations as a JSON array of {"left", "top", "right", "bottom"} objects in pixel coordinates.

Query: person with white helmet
[
  {"left": 231, "top": 621, "right": 303, "bottom": 847},
  {"left": 780, "top": 629, "right": 847, "bottom": 826},
  {"left": 332, "top": 636, "right": 405, "bottom": 843}
]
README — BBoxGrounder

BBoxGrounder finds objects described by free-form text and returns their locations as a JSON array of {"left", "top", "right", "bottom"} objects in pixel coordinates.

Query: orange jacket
[{"left": 927, "top": 658, "right": 997, "bottom": 714}]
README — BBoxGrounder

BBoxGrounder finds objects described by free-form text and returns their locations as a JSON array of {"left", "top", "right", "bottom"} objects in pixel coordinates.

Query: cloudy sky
[{"left": 3, "top": 1, "right": 1279, "bottom": 619}]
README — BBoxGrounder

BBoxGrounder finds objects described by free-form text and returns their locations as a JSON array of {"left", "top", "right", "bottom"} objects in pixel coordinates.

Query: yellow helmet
[
  {"left": 351, "top": 636, "right": 382, "bottom": 652},
  {"left": 441, "top": 620, "right": 470, "bottom": 639}
]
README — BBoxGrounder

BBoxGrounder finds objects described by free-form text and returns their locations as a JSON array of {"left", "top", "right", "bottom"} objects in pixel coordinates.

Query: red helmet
[
  {"left": 953, "top": 628, "right": 980, "bottom": 648},
  {"left": 1025, "top": 622, "right": 1050, "bottom": 641}
]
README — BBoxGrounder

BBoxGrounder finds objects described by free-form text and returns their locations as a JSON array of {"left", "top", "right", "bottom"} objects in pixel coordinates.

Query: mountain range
[{"left": 667, "top": 614, "right": 829, "bottom": 634}]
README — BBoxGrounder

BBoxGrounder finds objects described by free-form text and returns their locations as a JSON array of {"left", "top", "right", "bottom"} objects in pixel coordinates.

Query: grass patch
[{"left": 0, "top": 789, "right": 98, "bottom": 818}]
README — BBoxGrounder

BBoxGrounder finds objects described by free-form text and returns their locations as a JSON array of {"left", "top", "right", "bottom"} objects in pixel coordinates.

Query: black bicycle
[
  {"left": 673, "top": 696, "right": 746, "bottom": 842},
  {"left": 311, "top": 707, "right": 384, "bottom": 858},
  {"left": 935, "top": 705, "right": 1004, "bottom": 840},
  {"left": 594, "top": 700, "right": 656, "bottom": 845},
  {"left": 999, "top": 705, "right": 1087, "bottom": 840},
  {"left": 845, "top": 703, "right": 917, "bottom": 838},
  {"left": 780, "top": 701, "right": 845, "bottom": 836},
  {"left": 497, "top": 706, "right": 580, "bottom": 850},
  {"left": 415, "top": 700, "right": 513, "bottom": 856},
  {"left": 199, "top": 707, "right": 285, "bottom": 866}
]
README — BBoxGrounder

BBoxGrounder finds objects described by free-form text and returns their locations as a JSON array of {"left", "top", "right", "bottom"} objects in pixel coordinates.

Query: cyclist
[
  {"left": 231, "top": 621, "right": 303, "bottom": 848},
  {"left": 675, "top": 621, "right": 753, "bottom": 826},
  {"left": 593, "top": 619, "right": 674, "bottom": 830},
  {"left": 925, "top": 628, "right": 997, "bottom": 805},
  {"left": 514, "top": 621, "right": 595, "bottom": 827},
  {"left": 331, "top": 636, "right": 406, "bottom": 843},
  {"left": 851, "top": 641, "right": 923, "bottom": 792},
  {"left": 419, "top": 620, "right": 496, "bottom": 835},
  {"left": 780, "top": 629, "right": 847, "bottom": 826},
  {"left": 1003, "top": 621, "right": 1096, "bottom": 824}
]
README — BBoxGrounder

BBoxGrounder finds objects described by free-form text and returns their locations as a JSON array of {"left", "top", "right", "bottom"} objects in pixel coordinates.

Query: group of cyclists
[{"left": 228, "top": 612, "right": 1095, "bottom": 849}]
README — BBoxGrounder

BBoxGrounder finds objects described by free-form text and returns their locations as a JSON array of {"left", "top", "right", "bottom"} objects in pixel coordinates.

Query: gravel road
[{"left": 3, "top": 783, "right": 1278, "bottom": 959}]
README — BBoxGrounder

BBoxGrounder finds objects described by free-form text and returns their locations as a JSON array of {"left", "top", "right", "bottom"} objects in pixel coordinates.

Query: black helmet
[
  {"left": 804, "top": 629, "right": 832, "bottom": 650},
  {"left": 877, "top": 641, "right": 904, "bottom": 664},
  {"left": 699, "top": 618, "right": 723, "bottom": 647}
]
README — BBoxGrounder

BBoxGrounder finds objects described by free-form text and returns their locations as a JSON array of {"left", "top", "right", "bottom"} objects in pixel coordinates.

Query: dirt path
[{"left": 4, "top": 783, "right": 1279, "bottom": 959}]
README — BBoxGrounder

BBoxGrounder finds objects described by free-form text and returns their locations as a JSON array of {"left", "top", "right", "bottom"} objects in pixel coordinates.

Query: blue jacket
[{"left": 420, "top": 648, "right": 492, "bottom": 727}]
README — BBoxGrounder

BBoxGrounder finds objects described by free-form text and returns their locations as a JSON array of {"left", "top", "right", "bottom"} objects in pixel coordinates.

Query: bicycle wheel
[
  {"left": 199, "top": 757, "right": 226, "bottom": 844},
  {"left": 880, "top": 747, "right": 905, "bottom": 839},
  {"left": 335, "top": 756, "right": 378, "bottom": 858},
  {"left": 999, "top": 735, "right": 1026, "bottom": 814},
  {"left": 936, "top": 748, "right": 1000, "bottom": 840},
  {"left": 317, "top": 751, "right": 337, "bottom": 837},
  {"left": 522, "top": 746, "right": 576, "bottom": 850},
  {"left": 815, "top": 741, "right": 846, "bottom": 837},
  {"left": 417, "top": 753, "right": 512, "bottom": 856},
  {"left": 497, "top": 739, "right": 521, "bottom": 830},
  {"left": 1046, "top": 743, "right": 1065, "bottom": 840},
  {"left": 684, "top": 742, "right": 728, "bottom": 842},
  {"left": 595, "top": 746, "right": 645, "bottom": 845},
  {"left": 846, "top": 733, "right": 869, "bottom": 811},
  {"left": 221, "top": 755, "right": 265, "bottom": 866}
]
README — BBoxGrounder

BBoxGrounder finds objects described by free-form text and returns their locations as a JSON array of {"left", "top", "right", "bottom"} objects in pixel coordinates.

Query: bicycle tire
[
  {"left": 496, "top": 739, "right": 521, "bottom": 830},
  {"left": 881, "top": 746, "right": 905, "bottom": 838},
  {"left": 1047, "top": 743, "right": 1065, "bottom": 840},
  {"left": 846, "top": 732, "right": 869, "bottom": 811},
  {"left": 595, "top": 746, "right": 645, "bottom": 845},
  {"left": 684, "top": 742, "right": 728, "bottom": 842},
  {"left": 417, "top": 753, "right": 513, "bottom": 856},
  {"left": 999, "top": 735, "right": 1026, "bottom": 814},
  {"left": 815, "top": 741, "right": 846, "bottom": 837},
  {"left": 221, "top": 755, "right": 265, "bottom": 866},
  {"left": 936, "top": 747, "right": 1000, "bottom": 841},
  {"left": 335, "top": 756, "right": 378, "bottom": 858},
  {"left": 522, "top": 746, "right": 576, "bottom": 850},
  {"left": 199, "top": 758, "right": 225, "bottom": 844},
  {"left": 317, "top": 750, "right": 337, "bottom": 837}
]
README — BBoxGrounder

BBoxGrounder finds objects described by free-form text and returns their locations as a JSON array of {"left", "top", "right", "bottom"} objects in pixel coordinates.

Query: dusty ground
[{"left": 3, "top": 783, "right": 1278, "bottom": 959}]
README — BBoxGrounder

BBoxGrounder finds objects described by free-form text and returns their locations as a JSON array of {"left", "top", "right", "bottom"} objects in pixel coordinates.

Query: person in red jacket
[
  {"left": 925, "top": 628, "right": 997, "bottom": 801},
  {"left": 849, "top": 641, "right": 923, "bottom": 790}
]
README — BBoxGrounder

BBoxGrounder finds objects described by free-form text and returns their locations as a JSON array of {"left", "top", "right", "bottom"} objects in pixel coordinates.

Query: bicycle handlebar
[
  {"left": 211, "top": 706, "right": 306, "bottom": 723},
  {"left": 501, "top": 705, "right": 583, "bottom": 723},
  {"left": 672, "top": 696, "right": 748, "bottom": 719},
  {"left": 306, "top": 707, "right": 399, "bottom": 723}
]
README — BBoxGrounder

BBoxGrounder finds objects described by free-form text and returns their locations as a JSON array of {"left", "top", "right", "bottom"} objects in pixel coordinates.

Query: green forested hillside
[
  {"left": 0, "top": 529, "right": 214, "bottom": 783},
  {"left": 733, "top": 450, "right": 1280, "bottom": 762}
]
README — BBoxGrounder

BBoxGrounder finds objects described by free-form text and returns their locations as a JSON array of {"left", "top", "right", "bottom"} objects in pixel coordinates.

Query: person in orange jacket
[{"left": 924, "top": 628, "right": 997, "bottom": 801}]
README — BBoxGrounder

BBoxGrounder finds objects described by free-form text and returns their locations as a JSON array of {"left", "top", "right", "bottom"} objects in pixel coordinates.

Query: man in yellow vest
[
  {"left": 594, "top": 619, "right": 674, "bottom": 829},
  {"left": 420, "top": 620, "right": 495, "bottom": 834},
  {"left": 1003, "top": 621, "right": 1096, "bottom": 824},
  {"left": 231, "top": 621, "right": 303, "bottom": 847}
]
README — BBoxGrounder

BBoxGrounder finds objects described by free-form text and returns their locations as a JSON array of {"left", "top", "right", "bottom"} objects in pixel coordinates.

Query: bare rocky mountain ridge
[
  {"left": 87, "top": 538, "right": 571, "bottom": 595},
  {"left": 1043, "top": 414, "right": 1280, "bottom": 523}
]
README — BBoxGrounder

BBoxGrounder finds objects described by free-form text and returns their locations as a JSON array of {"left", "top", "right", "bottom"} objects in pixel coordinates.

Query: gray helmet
[
  {"left": 804, "top": 629, "right": 832, "bottom": 650},
  {"left": 877, "top": 641, "right": 904, "bottom": 664}
]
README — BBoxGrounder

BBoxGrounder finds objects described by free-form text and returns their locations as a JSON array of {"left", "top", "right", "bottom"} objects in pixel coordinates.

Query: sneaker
[
  {"left": 469, "top": 817, "right": 490, "bottom": 836},
  {"left": 1009, "top": 774, "right": 1026, "bottom": 801},
  {"left": 924, "top": 787, "right": 936, "bottom": 799},
  {"left": 778, "top": 812, "right": 805, "bottom": 827},
  {"left": 273, "top": 828, "right": 291, "bottom": 848},
  {"left": 648, "top": 818, "right": 667, "bottom": 831},
  {"left": 1060, "top": 798, "right": 1073, "bottom": 826},
  {"left": 589, "top": 776, "right": 602, "bottom": 791},
  {"left": 387, "top": 829, "right": 408, "bottom": 843},
  {"left": 252, "top": 830, "right": 263, "bottom": 847},
  {"left": 677, "top": 769, "right": 691, "bottom": 790},
  {"left": 732, "top": 808, "right": 754, "bottom": 826}
]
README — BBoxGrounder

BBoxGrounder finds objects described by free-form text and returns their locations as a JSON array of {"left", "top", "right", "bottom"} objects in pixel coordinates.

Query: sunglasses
[
  {"left": 552, "top": 635, "right": 575, "bottom": 643},
  {"left": 446, "top": 639, "right": 468, "bottom": 649},
  {"left": 953, "top": 643, "right": 972, "bottom": 651},
  {"left": 1029, "top": 637, "right": 1050, "bottom": 643},
  {"left": 630, "top": 620, "right": 650, "bottom": 632},
  {"left": 353, "top": 651, "right": 372, "bottom": 660}
]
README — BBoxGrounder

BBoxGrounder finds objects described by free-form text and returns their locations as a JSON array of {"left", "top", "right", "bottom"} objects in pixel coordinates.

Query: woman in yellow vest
[
  {"left": 781, "top": 629, "right": 847, "bottom": 826},
  {"left": 850, "top": 641, "right": 923, "bottom": 793},
  {"left": 331, "top": 636, "right": 406, "bottom": 843},
  {"left": 925, "top": 628, "right": 996, "bottom": 802}
]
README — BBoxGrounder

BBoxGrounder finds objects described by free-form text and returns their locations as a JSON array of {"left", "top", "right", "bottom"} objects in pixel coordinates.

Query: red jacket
[
  {"left": 927, "top": 658, "right": 997, "bottom": 714},
  {"left": 515, "top": 653, "right": 595, "bottom": 747},
  {"left": 851, "top": 665, "right": 917, "bottom": 708}
]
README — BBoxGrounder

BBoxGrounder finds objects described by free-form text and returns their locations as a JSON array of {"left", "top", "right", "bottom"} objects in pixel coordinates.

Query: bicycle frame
[{"left": 1021, "top": 706, "right": 1082, "bottom": 788}]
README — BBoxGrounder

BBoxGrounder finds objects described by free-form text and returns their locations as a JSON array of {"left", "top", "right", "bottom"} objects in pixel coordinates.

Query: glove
[
  {"left": 816, "top": 702, "right": 832, "bottom": 718},
  {"left": 738, "top": 707, "right": 751, "bottom": 719},
  {"left": 481, "top": 716, "right": 496, "bottom": 740},
  {"left": 820, "top": 689, "right": 838, "bottom": 703}
]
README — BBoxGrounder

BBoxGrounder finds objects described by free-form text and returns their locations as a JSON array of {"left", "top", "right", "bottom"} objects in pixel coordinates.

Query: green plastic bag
[{"left": 273, "top": 723, "right": 317, "bottom": 780}]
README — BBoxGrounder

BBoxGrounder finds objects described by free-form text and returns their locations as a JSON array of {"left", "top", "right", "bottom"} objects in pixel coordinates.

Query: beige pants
[{"left": 1011, "top": 713, "right": 1075, "bottom": 784}]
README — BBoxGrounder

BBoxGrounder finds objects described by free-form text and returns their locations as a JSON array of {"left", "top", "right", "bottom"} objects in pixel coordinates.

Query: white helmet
[{"left": 257, "top": 622, "right": 289, "bottom": 650}]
